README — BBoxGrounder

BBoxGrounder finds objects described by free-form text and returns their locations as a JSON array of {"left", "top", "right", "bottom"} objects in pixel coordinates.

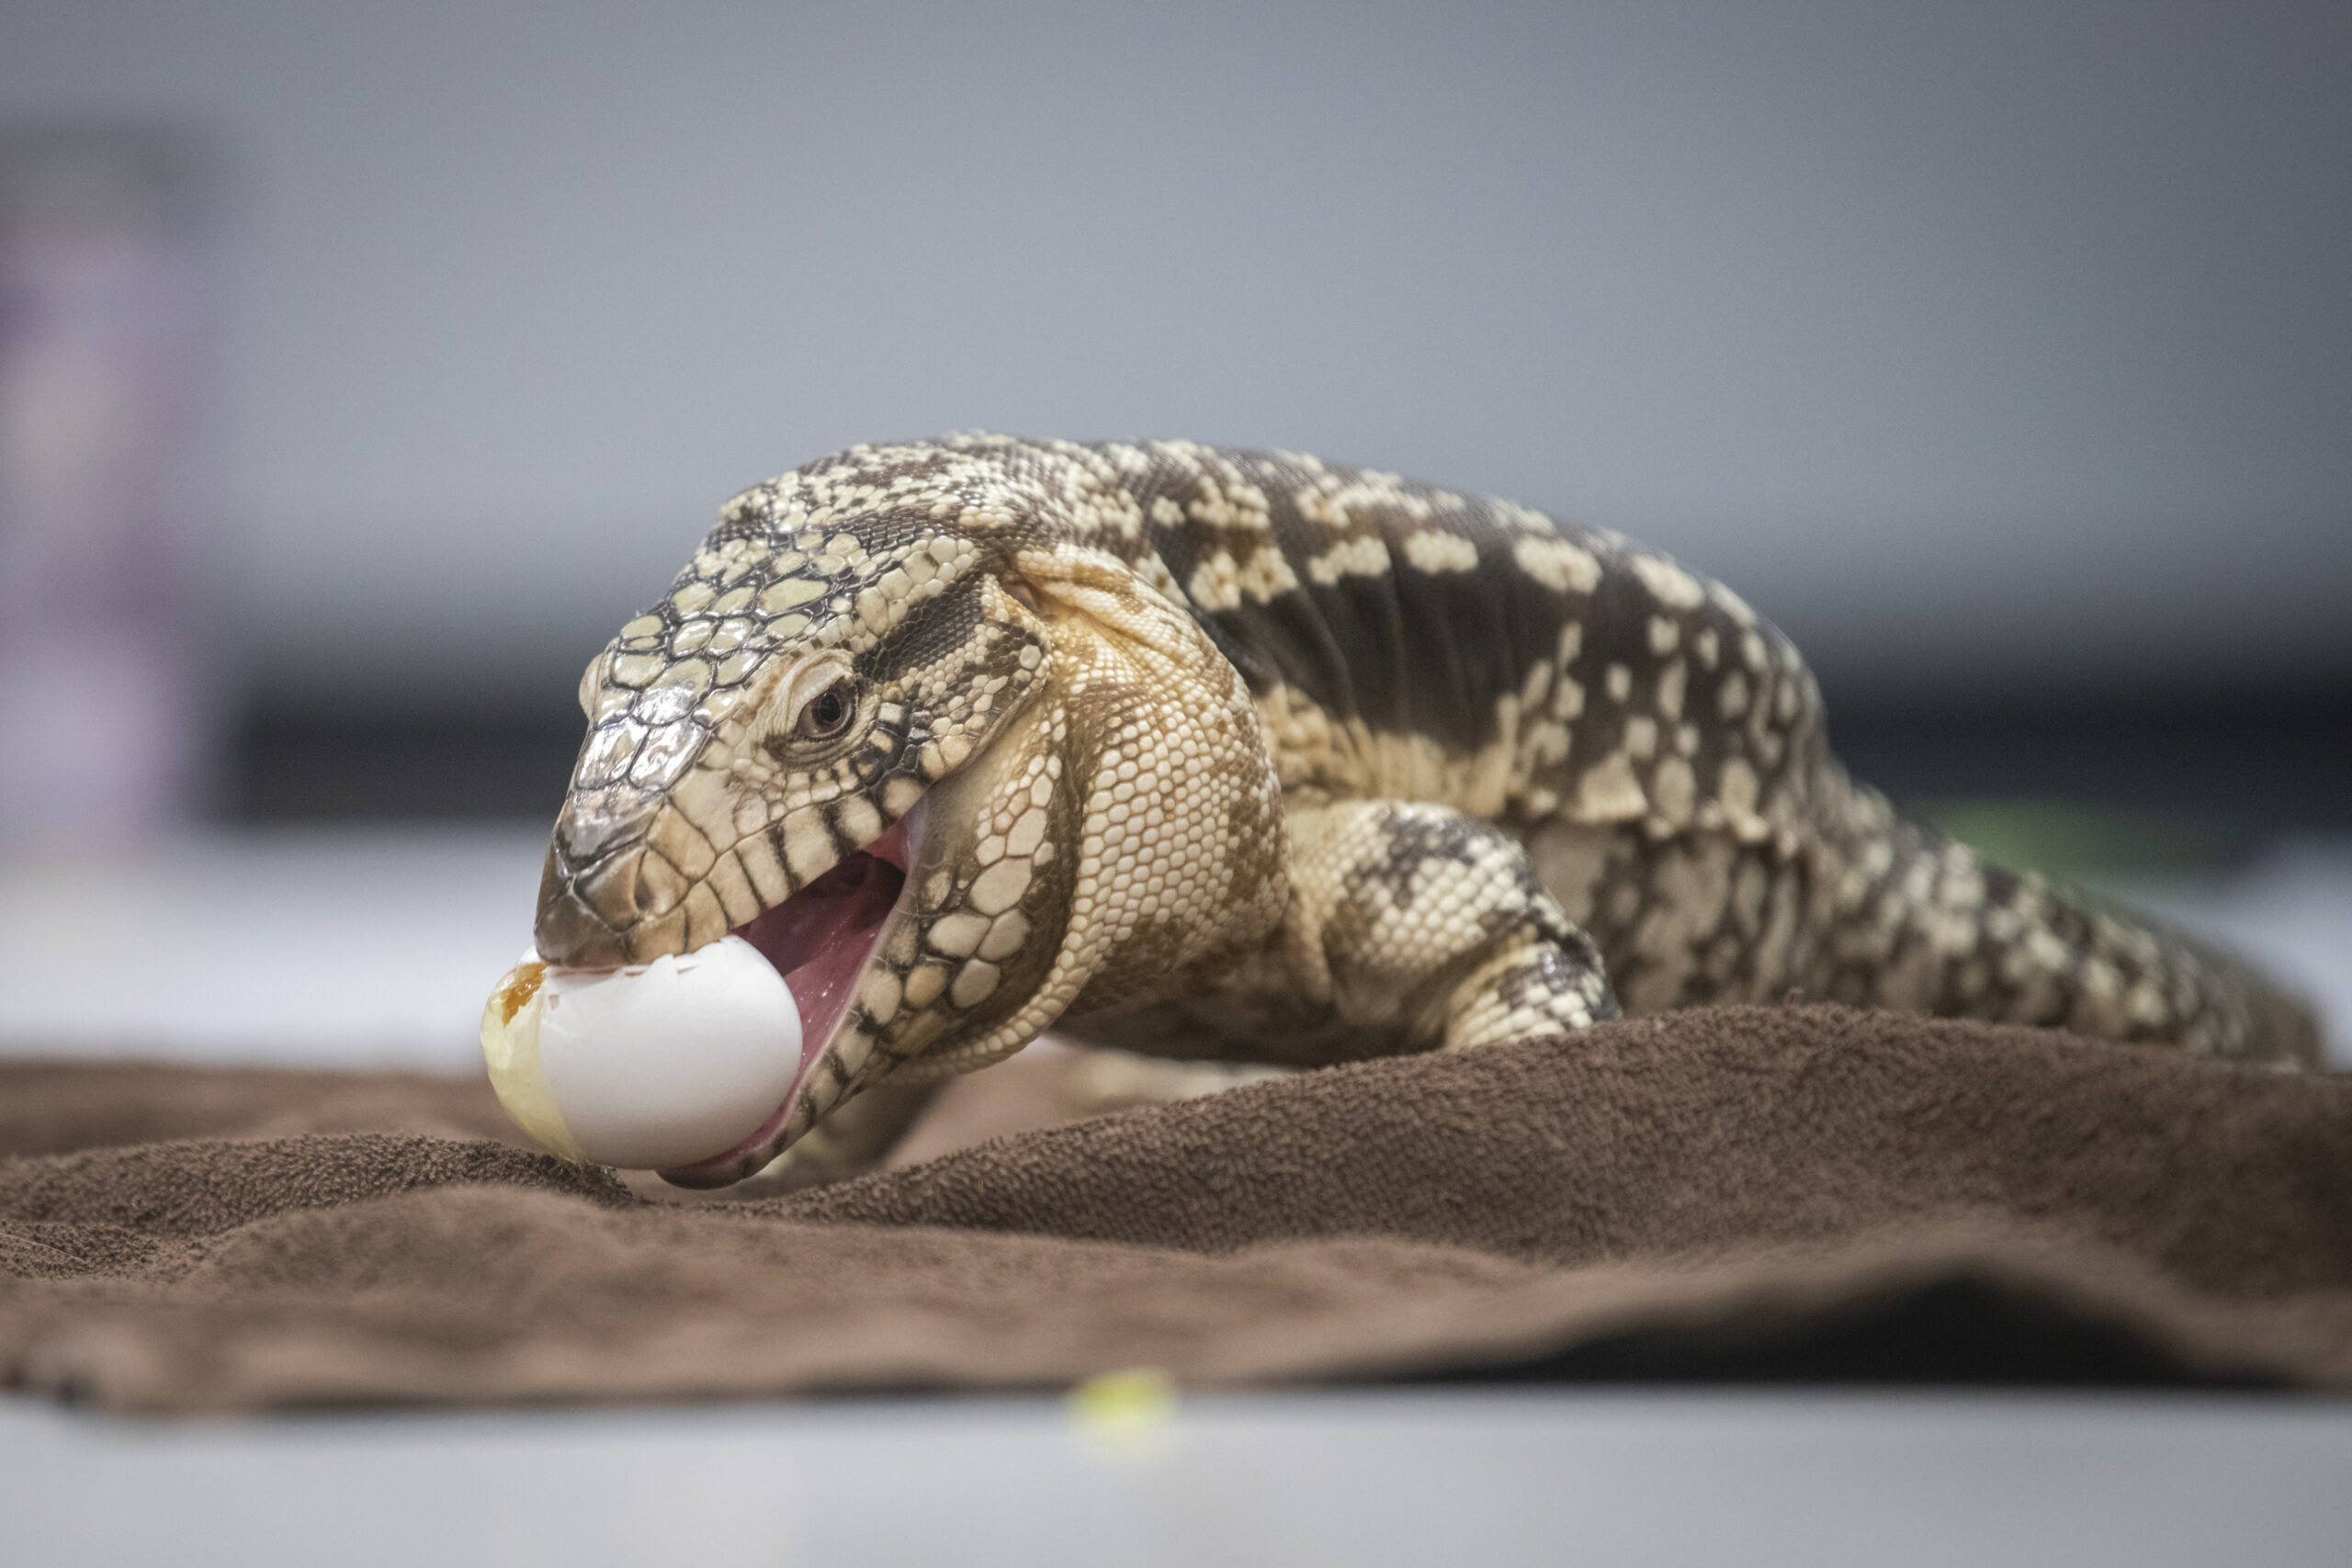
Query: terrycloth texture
[{"left": 2, "top": 1006, "right": 2348, "bottom": 1411}]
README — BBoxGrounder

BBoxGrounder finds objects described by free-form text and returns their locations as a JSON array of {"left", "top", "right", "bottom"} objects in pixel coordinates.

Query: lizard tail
[{"left": 1802, "top": 767, "right": 2322, "bottom": 1067}]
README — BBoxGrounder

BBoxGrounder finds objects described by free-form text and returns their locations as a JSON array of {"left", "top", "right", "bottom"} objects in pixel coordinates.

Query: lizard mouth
[{"left": 654, "top": 804, "right": 922, "bottom": 1186}]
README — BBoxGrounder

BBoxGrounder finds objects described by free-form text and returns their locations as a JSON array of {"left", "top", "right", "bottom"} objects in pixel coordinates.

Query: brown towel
[{"left": 2, "top": 1004, "right": 2347, "bottom": 1412}]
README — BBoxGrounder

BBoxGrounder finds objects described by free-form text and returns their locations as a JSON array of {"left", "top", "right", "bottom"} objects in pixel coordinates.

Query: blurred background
[{"left": 1, "top": 0, "right": 2346, "bottom": 1067}]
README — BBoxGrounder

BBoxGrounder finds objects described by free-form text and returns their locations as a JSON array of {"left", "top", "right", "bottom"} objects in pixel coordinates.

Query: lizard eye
[{"left": 796, "top": 679, "right": 856, "bottom": 740}]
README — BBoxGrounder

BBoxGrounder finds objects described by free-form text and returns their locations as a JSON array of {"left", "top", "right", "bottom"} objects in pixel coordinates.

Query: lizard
[{"left": 530, "top": 434, "right": 2321, "bottom": 1189}]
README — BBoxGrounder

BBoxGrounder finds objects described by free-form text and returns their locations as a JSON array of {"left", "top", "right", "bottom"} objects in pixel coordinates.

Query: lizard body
[{"left": 533, "top": 435, "right": 2318, "bottom": 1187}]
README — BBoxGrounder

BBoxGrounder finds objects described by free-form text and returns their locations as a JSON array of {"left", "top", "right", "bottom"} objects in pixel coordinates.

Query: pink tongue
[{"left": 732, "top": 852, "right": 905, "bottom": 1062}]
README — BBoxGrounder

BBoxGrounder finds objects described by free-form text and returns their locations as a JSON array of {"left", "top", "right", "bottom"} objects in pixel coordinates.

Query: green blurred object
[{"left": 1905, "top": 800, "right": 2256, "bottom": 881}]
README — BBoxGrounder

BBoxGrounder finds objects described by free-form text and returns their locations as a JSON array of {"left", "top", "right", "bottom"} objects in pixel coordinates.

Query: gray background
[{"left": 4, "top": 0, "right": 2346, "bottom": 718}]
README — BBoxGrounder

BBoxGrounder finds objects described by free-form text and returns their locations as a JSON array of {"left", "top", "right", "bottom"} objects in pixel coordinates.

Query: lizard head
[{"left": 531, "top": 439, "right": 1286, "bottom": 1187}]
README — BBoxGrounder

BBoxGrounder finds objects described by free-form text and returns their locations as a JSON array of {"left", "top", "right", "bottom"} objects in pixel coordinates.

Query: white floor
[
  {"left": 0, "top": 825, "right": 549, "bottom": 1070},
  {"left": 4, "top": 1390, "right": 2349, "bottom": 1568},
  {"left": 1, "top": 826, "right": 2345, "bottom": 1069}
]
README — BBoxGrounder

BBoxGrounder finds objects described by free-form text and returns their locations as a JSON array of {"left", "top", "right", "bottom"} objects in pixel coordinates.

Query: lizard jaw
[{"left": 654, "top": 803, "right": 923, "bottom": 1188}]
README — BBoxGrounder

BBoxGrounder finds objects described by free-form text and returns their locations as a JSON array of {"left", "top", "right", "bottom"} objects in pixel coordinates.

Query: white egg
[{"left": 480, "top": 936, "right": 803, "bottom": 1170}]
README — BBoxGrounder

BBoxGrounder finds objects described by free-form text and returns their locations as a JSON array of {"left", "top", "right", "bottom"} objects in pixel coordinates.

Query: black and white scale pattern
[{"left": 530, "top": 434, "right": 2319, "bottom": 1184}]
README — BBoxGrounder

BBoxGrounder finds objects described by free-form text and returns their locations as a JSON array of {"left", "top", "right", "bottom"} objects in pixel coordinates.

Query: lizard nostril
[
  {"left": 537, "top": 787, "right": 673, "bottom": 960},
  {"left": 634, "top": 851, "right": 687, "bottom": 916},
  {"left": 532, "top": 846, "right": 631, "bottom": 968},
  {"left": 571, "top": 850, "right": 643, "bottom": 931},
  {"left": 553, "top": 788, "right": 657, "bottom": 872}
]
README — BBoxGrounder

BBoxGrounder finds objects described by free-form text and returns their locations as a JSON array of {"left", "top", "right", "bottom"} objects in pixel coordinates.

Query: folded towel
[{"left": 3, "top": 1005, "right": 2346, "bottom": 1412}]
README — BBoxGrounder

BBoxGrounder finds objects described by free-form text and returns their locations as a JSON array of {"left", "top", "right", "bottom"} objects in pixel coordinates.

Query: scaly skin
[{"left": 533, "top": 435, "right": 2319, "bottom": 1187}]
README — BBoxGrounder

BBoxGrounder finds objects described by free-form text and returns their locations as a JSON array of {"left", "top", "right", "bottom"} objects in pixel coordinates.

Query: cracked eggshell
[{"left": 480, "top": 936, "right": 803, "bottom": 1170}]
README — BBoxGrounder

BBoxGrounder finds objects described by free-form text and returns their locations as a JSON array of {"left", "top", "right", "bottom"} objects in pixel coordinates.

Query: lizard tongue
[
  {"left": 731, "top": 809, "right": 917, "bottom": 1060},
  {"left": 659, "top": 809, "right": 919, "bottom": 1187},
  {"left": 730, "top": 839, "right": 907, "bottom": 1063}
]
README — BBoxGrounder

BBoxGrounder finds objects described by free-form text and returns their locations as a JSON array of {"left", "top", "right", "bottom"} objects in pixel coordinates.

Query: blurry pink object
[{"left": 0, "top": 130, "right": 216, "bottom": 845}]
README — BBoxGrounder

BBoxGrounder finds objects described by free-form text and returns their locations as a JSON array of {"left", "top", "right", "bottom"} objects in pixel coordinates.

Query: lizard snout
[{"left": 533, "top": 790, "right": 668, "bottom": 968}]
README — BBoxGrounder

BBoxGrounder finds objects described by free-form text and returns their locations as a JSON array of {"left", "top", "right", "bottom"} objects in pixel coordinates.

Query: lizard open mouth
[{"left": 655, "top": 804, "right": 922, "bottom": 1185}]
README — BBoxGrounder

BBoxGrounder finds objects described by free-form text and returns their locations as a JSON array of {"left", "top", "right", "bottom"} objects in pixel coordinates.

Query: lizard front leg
[{"left": 1078, "top": 800, "right": 1618, "bottom": 1066}]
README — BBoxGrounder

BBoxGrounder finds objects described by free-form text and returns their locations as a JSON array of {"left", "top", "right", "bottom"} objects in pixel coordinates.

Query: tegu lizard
[{"left": 534, "top": 434, "right": 2320, "bottom": 1189}]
